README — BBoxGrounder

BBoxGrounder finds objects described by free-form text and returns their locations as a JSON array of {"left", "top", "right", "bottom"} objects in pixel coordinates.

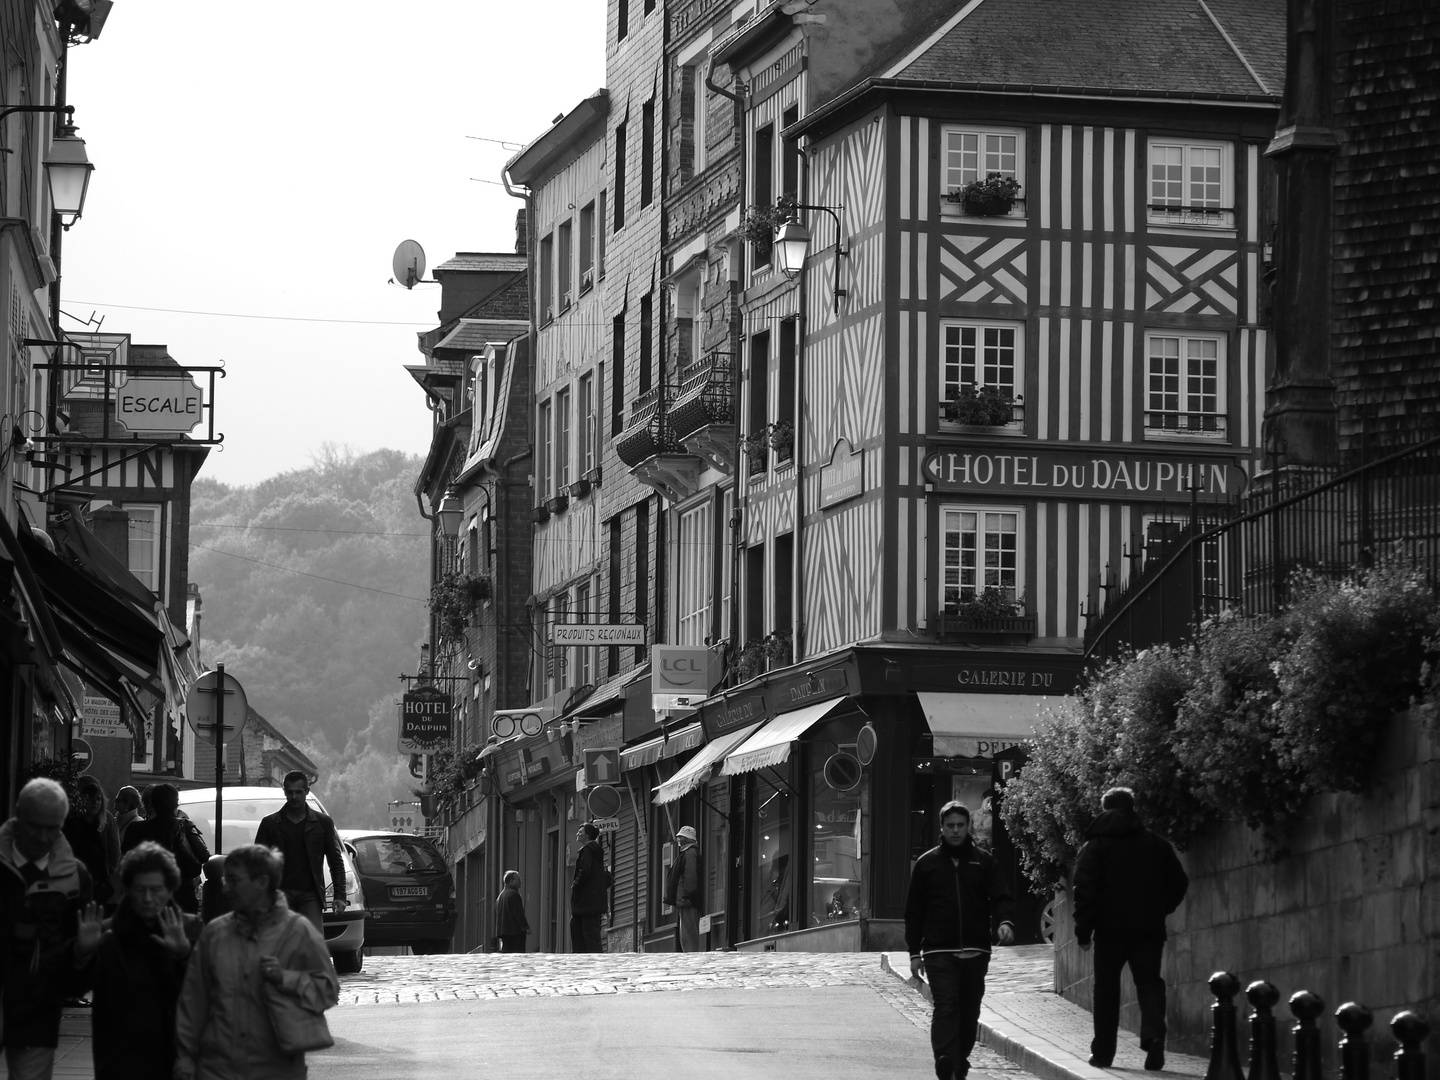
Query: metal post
[
  {"left": 1335, "top": 1001, "right": 1372, "bottom": 1080},
  {"left": 1246, "top": 981, "right": 1282, "bottom": 1080},
  {"left": 1289, "top": 990, "right": 1325, "bottom": 1080},
  {"left": 1205, "top": 972, "right": 1246, "bottom": 1080},
  {"left": 214, "top": 662, "right": 225, "bottom": 854}
]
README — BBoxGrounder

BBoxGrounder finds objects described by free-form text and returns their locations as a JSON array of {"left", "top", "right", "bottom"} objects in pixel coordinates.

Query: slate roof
[
  {"left": 885, "top": 0, "right": 1283, "bottom": 98},
  {"left": 435, "top": 253, "right": 527, "bottom": 274},
  {"left": 434, "top": 318, "right": 529, "bottom": 353}
]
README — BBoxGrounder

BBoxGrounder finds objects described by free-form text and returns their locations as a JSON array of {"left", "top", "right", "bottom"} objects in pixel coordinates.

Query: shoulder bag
[{"left": 261, "top": 917, "right": 335, "bottom": 1055}]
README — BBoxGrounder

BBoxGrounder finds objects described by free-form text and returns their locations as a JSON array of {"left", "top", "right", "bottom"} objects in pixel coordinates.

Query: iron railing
[
  {"left": 668, "top": 352, "right": 733, "bottom": 440},
  {"left": 615, "top": 384, "right": 688, "bottom": 468},
  {"left": 1085, "top": 436, "right": 1440, "bottom": 665}
]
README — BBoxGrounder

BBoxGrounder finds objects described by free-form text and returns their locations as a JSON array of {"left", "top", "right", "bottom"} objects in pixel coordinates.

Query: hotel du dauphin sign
[{"left": 922, "top": 446, "right": 1247, "bottom": 503}]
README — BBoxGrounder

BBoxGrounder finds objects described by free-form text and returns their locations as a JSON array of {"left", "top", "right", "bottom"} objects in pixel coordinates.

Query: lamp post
[{"left": 773, "top": 202, "right": 848, "bottom": 311}]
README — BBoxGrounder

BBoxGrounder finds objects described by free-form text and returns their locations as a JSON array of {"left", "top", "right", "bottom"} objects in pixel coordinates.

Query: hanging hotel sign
[
  {"left": 550, "top": 623, "right": 647, "bottom": 646},
  {"left": 819, "top": 439, "right": 864, "bottom": 508},
  {"left": 922, "top": 447, "right": 1245, "bottom": 503},
  {"left": 113, "top": 375, "right": 205, "bottom": 435},
  {"left": 398, "top": 686, "right": 453, "bottom": 753}
]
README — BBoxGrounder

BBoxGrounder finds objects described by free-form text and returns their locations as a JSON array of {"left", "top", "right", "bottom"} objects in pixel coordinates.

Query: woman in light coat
[{"left": 174, "top": 845, "right": 338, "bottom": 1080}]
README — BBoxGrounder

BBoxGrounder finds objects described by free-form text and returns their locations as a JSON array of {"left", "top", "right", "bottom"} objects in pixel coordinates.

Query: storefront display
[{"left": 750, "top": 765, "right": 792, "bottom": 935}]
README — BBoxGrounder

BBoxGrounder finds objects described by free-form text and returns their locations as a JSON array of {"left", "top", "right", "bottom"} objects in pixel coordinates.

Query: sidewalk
[{"left": 880, "top": 949, "right": 1208, "bottom": 1080}]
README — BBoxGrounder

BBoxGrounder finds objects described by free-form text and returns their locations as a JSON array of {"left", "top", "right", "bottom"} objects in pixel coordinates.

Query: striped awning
[
  {"left": 719, "top": 697, "right": 851, "bottom": 776},
  {"left": 653, "top": 722, "right": 760, "bottom": 805},
  {"left": 620, "top": 722, "right": 704, "bottom": 771}
]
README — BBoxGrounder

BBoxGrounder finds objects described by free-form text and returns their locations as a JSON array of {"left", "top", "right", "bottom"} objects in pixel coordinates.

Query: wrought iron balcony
[
  {"left": 668, "top": 352, "right": 736, "bottom": 472},
  {"left": 936, "top": 611, "right": 1037, "bottom": 641},
  {"left": 615, "top": 385, "right": 701, "bottom": 502}
]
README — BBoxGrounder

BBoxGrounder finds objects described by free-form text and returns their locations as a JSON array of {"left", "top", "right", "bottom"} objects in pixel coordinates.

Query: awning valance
[
  {"left": 720, "top": 697, "right": 851, "bottom": 776},
  {"left": 917, "top": 692, "right": 1045, "bottom": 757},
  {"left": 623, "top": 721, "right": 706, "bottom": 770},
  {"left": 653, "top": 722, "right": 760, "bottom": 805}
]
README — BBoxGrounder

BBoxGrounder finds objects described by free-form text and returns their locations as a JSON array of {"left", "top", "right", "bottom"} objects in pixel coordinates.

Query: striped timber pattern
[{"left": 46, "top": 445, "right": 179, "bottom": 491}]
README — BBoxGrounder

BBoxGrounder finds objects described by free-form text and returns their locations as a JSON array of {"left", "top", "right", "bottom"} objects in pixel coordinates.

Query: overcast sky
[{"left": 62, "top": 1, "right": 606, "bottom": 486}]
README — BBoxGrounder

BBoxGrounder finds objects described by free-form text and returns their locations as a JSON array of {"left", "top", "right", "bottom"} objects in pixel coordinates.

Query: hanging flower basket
[
  {"left": 430, "top": 571, "right": 492, "bottom": 644},
  {"left": 944, "top": 384, "right": 1016, "bottom": 426},
  {"left": 738, "top": 195, "right": 798, "bottom": 247},
  {"left": 948, "top": 172, "right": 1022, "bottom": 216}
]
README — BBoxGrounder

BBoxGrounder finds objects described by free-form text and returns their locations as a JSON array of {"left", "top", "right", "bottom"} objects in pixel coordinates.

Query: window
[
  {"left": 539, "top": 233, "right": 554, "bottom": 322},
  {"left": 641, "top": 99, "right": 654, "bottom": 208},
  {"left": 753, "top": 123, "right": 774, "bottom": 263},
  {"left": 634, "top": 501, "right": 649, "bottom": 663},
  {"left": 536, "top": 399, "right": 552, "bottom": 498},
  {"left": 808, "top": 711, "right": 864, "bottom": 927},
  {"left": 126, "top": 506, "right": 161, "bottom": 592},
  {"left": 579, "top": 371, "right": 597, "bottom": 476},
  {"left": 639, "top": 291, "right": 653, "bottom": 395},
  {"left": 778, "top": 318, "right": 796, "bottom": 434},
  {"left": 749, "top": 765, "right": 792, "bottom": 935},
  {"left": 579, "top": 202, "right": 595, "bottom": 292},
  {"left": 748, "top": 331, "right": 769, "bottom": 477},
  {"left": 616, "top": 0, "right": 627, "bottom": 40},
  {"left": 940, "top": 507, "right": 1022, "bottom": 609},
  {"left": 643, "top": 0, "right": 654, "bottom": 13},
  {"left": 611, "top": 313, "right": 626, "bottom": 435},
  {"left": 941, "top": 321, "right": 1022, "bottom": 421},
  {"left": 683, "top": 64, "right": 708, "bottom": 177},
  {"left": 1148, "top": 139, "right": 1233, "bottom": 227},
  {"left": 781, "top": 105, "right": 799, "bottom": 200},
  {"left": 677, "top": 502, "right": 713, "bottom": 646},
  {"left": 574, "top": 581, "right": 593, "bottom": 687},
  {"left": 1145, "top": 332, "right": 1226, "bottom": 438},
  {"left": 943, "top": 126, "right": 1025, "bottom": 214},
  {"left": 597, "top": 190, "right": 607, "bottom": 278},
  {"left": 558, "top": 219, "right": 573, "bottom": 311},
  {"left": 614, "top": 124, "right": 627, "bottom": 231},
  {"left": 555, "top": 386, "right": 571, "bottom": 488},
  {"left": 720, "top": 486, "right": 734, "bottom": 642},
  {"left": 1143, "top": 516, "right": 1225, "bottom": 618},
  {"left": 553, "top": 594, "right": 570, "bottom": 690}
]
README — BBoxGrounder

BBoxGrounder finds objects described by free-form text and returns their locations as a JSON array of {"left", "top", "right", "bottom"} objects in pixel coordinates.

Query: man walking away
[
  {"left": 569, "top": 822, "right": 608, "bottom": 952},
  {"left": 1073, "top": 786, "right": 1189, "bottom": 1071},
  {"left": 1, "top": 779, "right": 103, "bottom": 1079},
  {"left": 666, "top": 825, "right": 703, "bottom": 952},
  {"left": 495, "top": 870, "right": 529, "bottom": 953},
  {"left": 905, "top": 801, "right": 1015, "bottom": 1080},
  {"left": 253, "top": 771, "right": 348, "bottom": 934},
  {"left": 120, "top": 784, "right": 208, "bottom": 914}
]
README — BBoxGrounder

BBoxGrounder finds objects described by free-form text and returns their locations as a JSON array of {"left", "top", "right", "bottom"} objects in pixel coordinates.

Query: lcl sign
[{"left": 652, "top": 644, "right": 710, "bottom": 714}]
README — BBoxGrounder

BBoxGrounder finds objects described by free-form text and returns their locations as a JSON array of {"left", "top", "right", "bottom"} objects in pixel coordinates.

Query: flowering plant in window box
[
  {"left": 764, "top": 630, "right": 793, "bottom": 668},
  {"left": 431, "top": 571, "right": 492, "bottom": 644},
  {"left": 948, "top": 172, "right": 1022, "bottom": 216},
  {"left": 737, "top": 195, "right": 797, "bottom": 247},
  {"left": 741, "top": 430, "right": 769, "bottom": 475},
  {"left": 944, "top": 384, "right": 1016, "bottom": 426},
  {"left": 768, "top": 419, "right": 795, "bottom": 462},
  {"left": 947, "top": 587, "right": 1023, "bottom": 621},
  {"left": 735, "top": 639, "right": 768, "bottom": 682}
]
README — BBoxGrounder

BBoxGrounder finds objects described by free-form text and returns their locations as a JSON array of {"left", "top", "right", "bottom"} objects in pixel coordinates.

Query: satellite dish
[{"left": 392, "top": 239, "right": 427, "bottom": 290}]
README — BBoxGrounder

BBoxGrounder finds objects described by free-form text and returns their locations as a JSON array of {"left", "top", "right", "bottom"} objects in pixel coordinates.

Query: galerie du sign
[{"left": 397, "top": 686, "right": 452, "bottom": 753}]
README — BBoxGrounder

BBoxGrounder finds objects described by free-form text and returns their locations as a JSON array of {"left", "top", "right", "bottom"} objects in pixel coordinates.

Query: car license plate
[{"left": 389, "top": 886, "right": 428, "bottom": 899}]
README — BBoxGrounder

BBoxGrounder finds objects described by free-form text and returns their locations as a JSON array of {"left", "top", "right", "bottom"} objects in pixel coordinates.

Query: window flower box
[
  {"left": 545, "top": 493, "right": 569, "bottom": 515},
  {"left": 947, "top": 172, "right": 1022, "bottom": 217},
  {"left": 531, "top": 504, "right": 551, "bottom": 524},
  {"left": 768, "top": 419, "right": 795, "bottom": 463},
  {"left": 944, "top": 384, "right": 1017, "bottom": 426}
]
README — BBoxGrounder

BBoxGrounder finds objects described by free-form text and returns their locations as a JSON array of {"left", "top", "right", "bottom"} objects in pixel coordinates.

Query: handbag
[{"left": 260, "top": 918, "right": 335, "bottom": 1055}]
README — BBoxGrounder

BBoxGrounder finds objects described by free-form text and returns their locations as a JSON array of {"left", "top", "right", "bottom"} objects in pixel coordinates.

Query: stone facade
[{"left": 1054, "top": 706, "right": 1440, "bottom": 1073}]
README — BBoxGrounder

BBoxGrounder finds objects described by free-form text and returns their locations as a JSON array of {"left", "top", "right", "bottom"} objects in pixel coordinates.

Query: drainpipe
[{"left": 793, "top": 141, "right": 809, "bottom": 662}]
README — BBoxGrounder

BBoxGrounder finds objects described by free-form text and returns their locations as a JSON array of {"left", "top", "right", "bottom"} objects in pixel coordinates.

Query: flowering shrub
[
  {"left": 430, "top": 571, "right": 491, "bottom": 645},
  {"left": 1001, "top": 563, "right": 1440, "bottom": 890}
]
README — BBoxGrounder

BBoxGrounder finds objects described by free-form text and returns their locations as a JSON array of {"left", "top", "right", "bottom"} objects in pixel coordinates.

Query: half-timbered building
[{"left": 676, "top": 0, "right": 1284, "bottom": 951}]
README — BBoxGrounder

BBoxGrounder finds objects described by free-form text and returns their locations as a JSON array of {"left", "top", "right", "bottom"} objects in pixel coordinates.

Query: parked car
[
  {"left": 176, "top": 786, "right": 367, "bottom": 973},
  {"left": 339, "top": 829, "right": 454, "bottom": 954}
]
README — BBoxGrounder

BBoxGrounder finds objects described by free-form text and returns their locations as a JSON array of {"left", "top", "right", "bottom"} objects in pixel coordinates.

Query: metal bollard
[
  {"left": 1391, "top": 1011, "right": 1429, "bottom": 1080},
  {"left": 1245, "top": 981, "right": 1282, "bottom": 1080},
  {"left": 1289, "top": 991, "right": 1325, "bottom": 1080},
  {"left": 1206, "top": 972, "right": 1246, "bottom": 1080},
  {"left": 1334, "top": 1002, "right": 1372, "bottom": 1080}
]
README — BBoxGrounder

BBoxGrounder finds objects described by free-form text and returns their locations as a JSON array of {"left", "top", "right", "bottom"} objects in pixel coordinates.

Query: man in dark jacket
[
  {"left": 253, "top": 771, "right": 347, "bottom": 934},
  {"left": 1073, "top": 786, "right": 1189, "bottom": 1071},
  {"left": 569, "top": 822, "right": 608, "bottom": 952},
  {"left": 905, "top": 801, "right": 1015, "bottom": 1080},
  {"left": 120, "top": 784, "right": 209, "bottom": 914},
  {"left": 1, "top": 779, "right": 102, "bottom": 1079},
  {"left": 668, "top": 825, "right": 703, "bottom": 952},
  {"left": 495, "top": 870, "right": 530, "bottom": 953}
]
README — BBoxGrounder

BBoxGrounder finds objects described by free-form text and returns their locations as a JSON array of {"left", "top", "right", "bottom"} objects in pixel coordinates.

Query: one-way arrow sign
[{"left": 583, "top": 747, "right": 620, "bottom": 786}]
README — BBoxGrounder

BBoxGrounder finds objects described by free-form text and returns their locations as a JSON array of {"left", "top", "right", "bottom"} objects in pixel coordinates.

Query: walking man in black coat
[
  {"left": 905, "top": 801, "right": 1015, "bottom": 1080},
  {"left": 1073, "top": 786, "right": 1189, "bottom": 1071},
  {"left": 253, "top": 771, "right": 348, "bottom": 934}
]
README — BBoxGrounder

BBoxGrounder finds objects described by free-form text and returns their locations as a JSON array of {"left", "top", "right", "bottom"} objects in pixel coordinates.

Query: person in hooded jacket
[
  {"left": 86, "top": 842, "right": 201, "bottom": 1080},
  {"left": 1072, "top": 786, "right": 1189, "bottom": 1071},
  {"left": 905, "top": 801, "right": 1015, "bottom": 1080}
]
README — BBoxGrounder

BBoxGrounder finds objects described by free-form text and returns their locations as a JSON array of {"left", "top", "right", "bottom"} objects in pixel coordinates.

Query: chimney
[
  {"left": 90, "top": 505, "right": 131, "bottom": 565},
  {"left": 514, "top": 208, "right": 528, "bottom": 257}
]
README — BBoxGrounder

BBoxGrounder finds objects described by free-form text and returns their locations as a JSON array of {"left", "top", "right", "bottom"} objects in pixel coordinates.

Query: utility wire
[
  {"left": 191, "top": 522, "right": 427, "bottom": 537},
  {"left": 187, "top": 541, "right": 427, "bottom": 603},
  {"left": 68, "top": 300, "right": 434, "bottom": 327}
]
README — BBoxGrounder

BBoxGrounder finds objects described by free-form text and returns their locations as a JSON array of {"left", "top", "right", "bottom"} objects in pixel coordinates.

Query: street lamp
[
  {"left": 773, "top": 202, "right": 849, "bottom": 311},
  {"left": 45, "top": 122, "right": 93, "bottom": 228},
  {"left": 436, "top": 489, "right": 464, "bottom": 540}
]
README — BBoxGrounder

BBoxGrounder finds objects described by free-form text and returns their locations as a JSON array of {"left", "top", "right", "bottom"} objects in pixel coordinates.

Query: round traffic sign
[
  {"left": 855, "top": 722, "right": 878, "bottom": 765},
  {"left": 184, "top": 670, "right": 248, "bottom": 745},
  {"left": 71, "top": 737, "right": 93, "bottom": 774},
  {"left": 823, "top": 752, "right": 862, "bottom": 792},
  {"left": 586, "top": 784, "right": 622, "bottom": 819}
]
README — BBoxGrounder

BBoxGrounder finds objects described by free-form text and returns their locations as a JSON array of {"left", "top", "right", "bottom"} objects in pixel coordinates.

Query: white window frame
[
  {"left": 536, "top": 399, "right": 552, "bottom": 498},
  {"left": 677, "top": 502, "right": 713, "bottom": 647},
  {"left": 573, "top": 580, "right": 593, "bottom": 688},
  {"left": 940, "top": 319, "right": 1024, "bottom": 428},
  {"left": 939, "top": 505, "right": 1024, "bottom": 611},
  {"left": 720, "top": 486, "right": 734, "bottom": 644},
  {"left": 1143, "top": 331, "right": 1227, "bottom": 441},
  {"left": 1147, "top": 138, "right": 1234, "bottom": 228},
  {"left": 942, "top": 125, "right": 1026, "bottom": 218},
  {"left": 555, "top": 386, "right": 572, "bottom": 489},
  {"left": 578, "top": 371, "right": 596, "bottom": 477},
  {"left": 126, "top": 505, "right": 161, "bottom": 593}
]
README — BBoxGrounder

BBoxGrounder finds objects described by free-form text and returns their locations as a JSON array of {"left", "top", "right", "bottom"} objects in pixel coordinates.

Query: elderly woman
[
  {"left": 174, "top": 845, "right": 338, "bottom": 1080},
  {"left": 88, "top": 842, "right": 200, "bottom": 1080}
]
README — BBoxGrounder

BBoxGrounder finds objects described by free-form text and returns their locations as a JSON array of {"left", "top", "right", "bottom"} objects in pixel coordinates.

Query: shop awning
[
  {"left": 569, "top": 663, "right": 650, "bottom": 719},
  {"left": 653, "top": 722, "right": 761, "bottom": 805},
  {"left": 917, "top": 692, "right": 1046, "bottom": 757},
  {"left": 720, "top": 697, "right": 852, "bottom": 776},
  {"left": 621, "top": 721, "right": 704, "bottom": 771}
]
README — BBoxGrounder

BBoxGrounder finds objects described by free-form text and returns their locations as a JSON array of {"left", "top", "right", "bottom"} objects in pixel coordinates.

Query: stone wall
[{"left": 1054, "top": 707, "right": 1440, "bottom": 1074}]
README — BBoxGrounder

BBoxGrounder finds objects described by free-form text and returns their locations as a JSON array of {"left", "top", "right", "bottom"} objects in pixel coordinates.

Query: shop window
[
  {"left": 807, "top": 712, "right": 864, "bottom": 927},
  {"left": 750, "top": 765, "right": 793, "bottom": 936}
]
